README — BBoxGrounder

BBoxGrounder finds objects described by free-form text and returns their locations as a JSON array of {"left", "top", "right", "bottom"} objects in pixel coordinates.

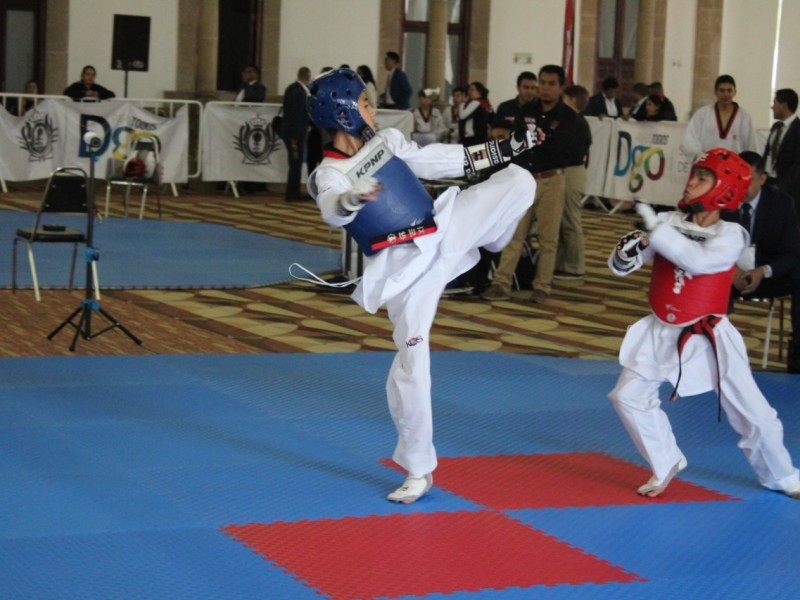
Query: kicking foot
[
  {"left": 785, "top": 482, "right": 800, "bottom": 500},
  {"left": 637, "top": 456, "right": 688, "bottom": 497},
  {"left": 386, "top": 473, "right": 433, "bottom": 504}
]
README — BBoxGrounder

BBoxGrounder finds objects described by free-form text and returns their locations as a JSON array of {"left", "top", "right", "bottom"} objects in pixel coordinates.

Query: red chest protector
[{"left": 648, "top": 254, "right": 734, "bottom": 325}]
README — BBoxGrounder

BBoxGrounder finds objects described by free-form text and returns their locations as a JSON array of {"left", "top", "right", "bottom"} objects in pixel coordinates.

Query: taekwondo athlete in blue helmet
[{"left": 306, "top": 68, "right": 544, "bottom": 503}]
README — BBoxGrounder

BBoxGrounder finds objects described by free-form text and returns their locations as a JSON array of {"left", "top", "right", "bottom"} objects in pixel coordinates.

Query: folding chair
[
  {"left": 104, "top": 133, "right": 163, "bottom": 219},
  {"left": 736, "top": 295, "right": 788, "bottom": 369},
  {"left": 12, "top": 166, "right": 99, "bottom": 302}
]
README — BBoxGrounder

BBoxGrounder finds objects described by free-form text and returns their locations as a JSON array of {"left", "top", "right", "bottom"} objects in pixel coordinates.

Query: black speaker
[{"left": 111, "top": 14, "right": 151, "bottom": 72}]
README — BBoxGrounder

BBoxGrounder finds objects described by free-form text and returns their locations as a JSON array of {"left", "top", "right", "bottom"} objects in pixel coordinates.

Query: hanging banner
[
  {"left": 602, "top": 119, "right": 692, "bottom": 207},
  {"left": 0, "top": 99, "right": 189, "bottom": 182},
  {"left": 562, "top": 0, "right": 575, "bottom": 85}
]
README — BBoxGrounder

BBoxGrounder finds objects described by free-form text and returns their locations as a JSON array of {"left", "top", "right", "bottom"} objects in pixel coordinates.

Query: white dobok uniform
[
  {"left": 608, "top": 211, "right": 799, "bottom": 493},
  {"left": 682, "top": 103, "right": 760, "bottom": 157},
  {"left": 308, "top": 128, "right": 535, "bottom": 476}
]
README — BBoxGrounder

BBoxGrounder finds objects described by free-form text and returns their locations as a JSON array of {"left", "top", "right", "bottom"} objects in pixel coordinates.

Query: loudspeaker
[{"left": 111, "top": 14, "right": 151, "bottom": 72}]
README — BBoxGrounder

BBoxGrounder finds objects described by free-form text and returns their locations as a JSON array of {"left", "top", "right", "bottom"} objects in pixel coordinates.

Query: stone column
[
  {"left": 195, "top": 0, "right": 219, "bottom": 95},
  {"left": 261, "top": 0, "right": 281, "bottom": 102},
  {"left": 578, "top": 0, "right": 598, "bottom": 88},
  {"left": 426, "top": 0, "right": 448, "bottom": 93},
  {"left": 691, "top": 0, "right": 723, "bottom": 113},
  {"left": 634, "top": 0, "right": 666, "bottom": 84},
  {"left": 174, "top": 0, "right": 200, "bottom": 95},
  {"left": 44, "top": 0, "right": 69, "bottom": 95}
]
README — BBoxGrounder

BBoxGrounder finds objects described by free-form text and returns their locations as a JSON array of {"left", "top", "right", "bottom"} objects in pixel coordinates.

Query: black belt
[
  {"left": 369, "top": 216, "right": 438, "bottom": 252},
  {"left": 672, "top": 315, "right": 723, "bottom": 422}
]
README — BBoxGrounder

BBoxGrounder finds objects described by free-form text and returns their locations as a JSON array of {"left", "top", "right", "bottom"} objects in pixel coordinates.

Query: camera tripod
[{"left": 48, "top": 139, "right": 143, "bottom": 351}]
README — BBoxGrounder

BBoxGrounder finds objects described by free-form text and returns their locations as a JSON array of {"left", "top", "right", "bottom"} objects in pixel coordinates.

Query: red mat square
[
  {"left": 223, "top": 510, "right": 640, "bottom": 600},
  {"left": 381, "top": 452, "right": 736, "bottom": 509}
]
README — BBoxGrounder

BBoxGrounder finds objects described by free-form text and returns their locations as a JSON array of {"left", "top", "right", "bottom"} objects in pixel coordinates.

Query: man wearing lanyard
[{"left": 763, "top": 89, "right": 800, "bottom": 214}]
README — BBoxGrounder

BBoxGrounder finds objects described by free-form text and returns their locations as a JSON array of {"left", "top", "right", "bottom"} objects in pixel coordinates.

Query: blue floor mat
[
  {"left": 1, "top": 211, "right": 340, "bottom": 289},
  {"left": 1, "top": 352, "right": 798, "bottom": 599}
]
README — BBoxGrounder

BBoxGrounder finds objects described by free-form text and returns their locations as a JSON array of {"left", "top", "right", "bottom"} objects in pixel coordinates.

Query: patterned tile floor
[{"left": 0, "top": 183, "right": 792, "bottom": 370}]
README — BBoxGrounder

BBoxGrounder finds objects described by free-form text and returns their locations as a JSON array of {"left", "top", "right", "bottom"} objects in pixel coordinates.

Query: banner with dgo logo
[{"left": 0, "top": 100, "right": 189, "bottom": 182}]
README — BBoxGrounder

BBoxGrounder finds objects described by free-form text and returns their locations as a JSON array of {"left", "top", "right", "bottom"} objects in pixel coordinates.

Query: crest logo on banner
[
  {"left": 234, "top": 115, "right": 279, "bottom": 164},
  {"left": 18, "top": 110, "right": 59, "bottom": 161}
]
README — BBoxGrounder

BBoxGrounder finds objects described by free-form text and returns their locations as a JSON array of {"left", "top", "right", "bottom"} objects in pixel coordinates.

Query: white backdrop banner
[
  {"left": 0, "top": 100, "right": 189, "bottom": 182},
  {"left": 584, "top": 117, "right": 612, "bottom": 197},
  {"left": 602, "top": 119, "right": 692, "bottom": 207}
]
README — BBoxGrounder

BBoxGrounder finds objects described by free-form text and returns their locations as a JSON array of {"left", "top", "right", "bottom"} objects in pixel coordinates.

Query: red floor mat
[{"left": 223, "top": 510, "right": 641, "bottom": 600}]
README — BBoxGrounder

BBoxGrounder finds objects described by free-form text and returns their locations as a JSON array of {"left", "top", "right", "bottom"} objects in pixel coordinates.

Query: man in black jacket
[
  {"left": 763, "top": 88, "right": 800, "bottom": 213},
  {"left": 281, "top": 67, "right": 312, "bottom": 201},
  {"left": 585, "top": 76, "right": 622, "bottom": 119},
  {"left": 723, "top": 151, "right": 800, "bottom": 373}
]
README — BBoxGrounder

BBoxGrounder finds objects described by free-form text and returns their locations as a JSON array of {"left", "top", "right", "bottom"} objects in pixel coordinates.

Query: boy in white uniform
[
  {"left": 607, "top": 148, "right": 800, "bottom": 499},
  {"left": 306, "top": 68, "right": 542, "bottom": 503}
]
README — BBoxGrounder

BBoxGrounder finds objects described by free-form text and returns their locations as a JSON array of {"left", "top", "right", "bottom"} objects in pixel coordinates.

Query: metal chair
[
  {"left": 737, "top": 295, "right": 788, "bottom": 369},
  {"left": 104, "top": 133, "right": 163, "bottom": 219},
  {"left": 12, "top": 166, "right": 98, "bottom": 302}
]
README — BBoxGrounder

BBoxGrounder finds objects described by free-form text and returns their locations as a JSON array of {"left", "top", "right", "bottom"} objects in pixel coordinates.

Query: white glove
[
  {"left": 612, "top": 230, "right": 648, "bottom": 272},
  {"left": 635, "top": 201, "right": 660, "bottom": 232},
  {"left": 339, "top": 176, "right": 379, "bottom": 213}
]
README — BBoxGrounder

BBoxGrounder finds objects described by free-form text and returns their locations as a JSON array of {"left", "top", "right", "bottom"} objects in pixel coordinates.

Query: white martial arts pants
[{"left": 384, "top": 165, "right": 534, "bottom": 476}]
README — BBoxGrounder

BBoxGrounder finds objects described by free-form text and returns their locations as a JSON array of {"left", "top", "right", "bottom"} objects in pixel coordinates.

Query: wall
[
  {"left": 487, "top": 0, "right": 569, "bottom": 105},
  {"left": 661, "top": 0, "right": 696, "bottom": 122},
  {"left": 67, "top": 0, "right": 179, "bottom": 99},
  {"left": 277, "top": 0, "right": 380, "bottom": 94}
]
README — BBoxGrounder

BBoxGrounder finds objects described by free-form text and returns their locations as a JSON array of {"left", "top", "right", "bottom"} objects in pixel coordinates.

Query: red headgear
[{"left": 677, "top": 148, "right": 751, "bottom": 213}]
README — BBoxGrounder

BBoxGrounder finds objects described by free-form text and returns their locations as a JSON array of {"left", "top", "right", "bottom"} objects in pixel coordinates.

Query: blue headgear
[{"left": 306, "top": 68, "right": 374, "bottom": 140}]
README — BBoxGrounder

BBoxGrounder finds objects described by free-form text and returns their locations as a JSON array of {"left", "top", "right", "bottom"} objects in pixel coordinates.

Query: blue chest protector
[{"left": 339, "top": 141, "right": 436, "bottom": 256}]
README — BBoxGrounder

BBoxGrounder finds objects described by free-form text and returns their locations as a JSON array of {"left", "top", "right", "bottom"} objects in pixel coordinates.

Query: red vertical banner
[{"left": 562, "top": 0, "right": 575, "bottom": 85}]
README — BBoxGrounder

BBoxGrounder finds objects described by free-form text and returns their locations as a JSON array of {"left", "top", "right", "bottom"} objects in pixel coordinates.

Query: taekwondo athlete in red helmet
[
  {"left": 607, "top": 148, "right": 800, "bottom": 500},
  {"left": 305, "top": 68, "right": 543, "bottom": 504}
]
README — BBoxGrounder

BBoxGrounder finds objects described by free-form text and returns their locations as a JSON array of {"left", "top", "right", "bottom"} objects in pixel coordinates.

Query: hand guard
[
  {"left": 612, "top": 229, "right": 648, "bottom": 272},
  {"left": 337, "top": 176, "right": 378, "bottom": 214},
  {"left": 635, "top": 201, "right": 660, "bottom": 232},
  {"left": 508, "top": 125, "right": 540, "bottom": 156}
]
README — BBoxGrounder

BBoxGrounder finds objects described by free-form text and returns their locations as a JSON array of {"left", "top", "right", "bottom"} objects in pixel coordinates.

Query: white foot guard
[
  {"left": 386, "top": 474, "right": 433, "bottom": 504},
  {"left": 785, "top": 482, "right": 800, "bottom": 500},
  {"left": 637, "top": 456, "right": 688, "bottom": 497}
]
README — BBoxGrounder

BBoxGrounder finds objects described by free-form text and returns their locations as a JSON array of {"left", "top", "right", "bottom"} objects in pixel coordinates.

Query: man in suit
[
  {"left": 723, "top": 151, "right": 800, "bottom": 373},
  {"left": 281, "top": 67, "right": 312, "bottom": 201},
  {"left": 585, "top": 76, "right": 622, "bottom": 119},
  {"left": 379, "top": 51, "right": 412, "bottom": 110},
  {"left": 763, "top": 88, "right": 800, "bottom": 213},
  {"left": 235, "top": 65, "right": 266, "bottom": 103}
]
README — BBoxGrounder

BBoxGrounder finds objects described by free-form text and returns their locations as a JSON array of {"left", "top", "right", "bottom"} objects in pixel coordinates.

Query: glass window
[
  {"left": 403, "top": 31, "right": 428, "bottom": 108},
  {"left": 448, "top": 0, "right": 461, "bottom": 24},
  {"left": 623, "top": 0, "right": 639, "bottom": 59},
  {"left": 598, "top": 0, "right": 616, "bottom": 59},
  {"left": 405, "top": 0, "right": 431, "bottom": 21}
]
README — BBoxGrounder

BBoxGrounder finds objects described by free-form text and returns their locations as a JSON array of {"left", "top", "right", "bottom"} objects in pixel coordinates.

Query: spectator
[
  {"left": 722, "top": 151, "right": 800, "bottom": 374},
  {"left": 11, "top": 79, "right": 40, "bottom": 115},
  {"left": 63, "top": 65, "right": 115, "bottom": 101},
  {"left": 763, "top": 88, "right": 800, "bottom": 212},
  {"left": 481, "top": 64, "right": 578, "bottom": 304},
  {"left": 555, "top": 85, "right": 592, "bottom": 281},
  {"left": 411, "top": 89, "right": 446, "bottom": 145},
  {"left": 281, "top": 66, "right": 312, "bottom": 201},
  {"left": 442, "top": 86, "right": 466, "bottom": 143},
  {"left": 379, "top": 51, "right": 412, "bottom": 110},
  {"left": 356, "top": 65, "right": 378, "bottom": 108},
  {"left": 585, "top": 76, "right": 622, "bottom": 119},
  {"left": 642, "top": 94, "right": 676, "bottom": 122},
  {"left": 459, "top": 81, "right": 493, "bottom": 146},
  {"left": 235, "top": 65, "right": 266, "bottom": 103},
  {"left": 627, "top": 82, "right": 650, "bottom": 121},
  {"left": 496, "top": 71, "right": 538, "bottom": 124},
  {"left": 648, "top": 82, "right": 677, "bottom": 121},
  {"left": 682, "top": 75, "right": 759, "bottom": 156}
]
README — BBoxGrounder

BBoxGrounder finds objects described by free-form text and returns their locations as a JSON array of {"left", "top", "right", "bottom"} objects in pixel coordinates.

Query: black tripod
[{"left": 48, "top": 136, "right": 143, "bottom": 351}]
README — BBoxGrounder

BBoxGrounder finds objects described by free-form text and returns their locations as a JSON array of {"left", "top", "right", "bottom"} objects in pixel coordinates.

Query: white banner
[
  {"left": 0, "top": 100, "right": 189, "bottom": 182},
  {"left": 201, "top": 103, "right": 288, "bottom": 183},
  {"left": 584, "top": 116, "right": 612, "bottom": 197},
  {"left": 602, "top": 120, "right": 692, "bottom": 207}
]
